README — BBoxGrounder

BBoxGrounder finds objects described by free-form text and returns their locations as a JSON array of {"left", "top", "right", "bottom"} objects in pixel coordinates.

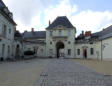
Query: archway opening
[
  {"left": 56, "top": 42, "right": 64, "bottom": 58},
  {"left": 15, "top": 44, "right": 20, "bottom": 59}
]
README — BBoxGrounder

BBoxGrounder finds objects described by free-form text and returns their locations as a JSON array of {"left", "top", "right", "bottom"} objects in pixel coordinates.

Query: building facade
[
  {"left": 1, "top": 0, "right": 112, "bottom": 60},
  {"left": 46, "top": 16, "right": 76, "bottom": 58},
  {"left": 22, "top": 16, "right": 76, "bottom": 58},
  {"left": 0, "top": 0, "right": 16, "bottom": 60},
  {"left": 22, "top": 17, "right": 112, "bottom": 60}
]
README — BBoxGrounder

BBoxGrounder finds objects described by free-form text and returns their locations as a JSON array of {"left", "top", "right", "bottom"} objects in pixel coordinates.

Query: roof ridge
[{"left": 46, "top": 16, "right": 74, "bottom": 29}]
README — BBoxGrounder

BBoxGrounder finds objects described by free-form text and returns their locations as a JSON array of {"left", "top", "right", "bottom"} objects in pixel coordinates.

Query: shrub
[{"left": 24, "top": 51, "right": 35, "bottom": 55}]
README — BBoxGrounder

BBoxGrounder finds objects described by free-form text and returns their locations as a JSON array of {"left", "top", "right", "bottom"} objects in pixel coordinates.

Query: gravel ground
[
  {"left": 72, "top": 59, "right": 112, "bottom": 75},
  {"left": 0, "top": 58, "right": 112, "bottom": 86},
  {"left": 0, "top": 59, "right": 50, "bottom": 86},
  {"left": 35, "top": 59, "right": 112, "bottom": 86}
]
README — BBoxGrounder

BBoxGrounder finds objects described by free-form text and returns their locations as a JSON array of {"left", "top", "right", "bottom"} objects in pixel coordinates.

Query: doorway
[
  {"left": 83, "top": 49, "right": 87, "bottom": 59},
  {"left": 15, "top": 44, "right": 20, "bottom": 59},
  {"left": 56, "top": 42, "right": 64, "bottom": 58}
]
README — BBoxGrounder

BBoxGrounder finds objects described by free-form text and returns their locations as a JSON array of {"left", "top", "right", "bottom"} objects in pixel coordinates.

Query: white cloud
[
  {"left": 2, "top": 0, "right": 53, "bottom": 32},
  {"left": 42, "top": 0, "right": 112, "bottom": 35},
  {"left": 2, "top": 0, "right": 112, "bottom": 34},
  {"left": 70, "top": 10, "right": 112, "bottom": 34},
  {"left": 43, "top": 0, "right": 77, "bottom": 25}
]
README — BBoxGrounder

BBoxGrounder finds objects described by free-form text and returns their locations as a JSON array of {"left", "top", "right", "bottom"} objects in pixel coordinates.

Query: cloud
[
  {"left": 43, "top": 0, "right": 77, "bottom": 25},
  {"left": 3, "top": 0, "right": 112, "bottom": 34},
  {"left": 42, "top": 0, "right": 112, "bottom": 35},
  {"left": 3, "top": 0, "right": 45, "bottom": 25},
  {"left": 70, "top": 10, "right": 112, "bottom": 34},
  {"left": 3, "top": 0, "right": 59, "bottom": 32}
]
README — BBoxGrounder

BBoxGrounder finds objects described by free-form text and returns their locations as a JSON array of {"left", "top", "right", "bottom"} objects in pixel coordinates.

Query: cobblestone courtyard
[
  {"left": 0, "top": 58, "right": 112, "bottom": 86},
  {"left": 35, "top": 59, "right": 112, "bottom": 86}
]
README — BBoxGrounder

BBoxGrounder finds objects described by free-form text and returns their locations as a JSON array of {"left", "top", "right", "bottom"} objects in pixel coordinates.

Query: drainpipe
[{"left": 101, "top": 40, "right": 103, "bottom": 60}]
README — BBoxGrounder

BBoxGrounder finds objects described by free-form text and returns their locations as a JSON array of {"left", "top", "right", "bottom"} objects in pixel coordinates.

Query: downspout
[{"left": 101, "top": 40, "right": 103, "bottom": 60}]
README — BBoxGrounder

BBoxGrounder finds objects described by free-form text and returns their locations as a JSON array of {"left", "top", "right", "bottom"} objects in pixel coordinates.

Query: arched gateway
[{"left": 56, "top": 42, "right": 64, "bottom": 58}]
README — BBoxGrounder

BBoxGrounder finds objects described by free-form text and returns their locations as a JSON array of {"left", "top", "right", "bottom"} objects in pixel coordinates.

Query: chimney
[
  {"left": 82, "top": 30, "right": 84, "bottom": 35},
  {"left": 49, "top": 20, "right": 51, "bottom": 26},
  {"left": 31, "top": 28, "right": 34, "bottom": 32},
  {"left": 85, "top": 31, "right": 91, "bottom": 37},
  {"left": 103, "top": 28, "right": 105, "bottom": 31},
  {"left": 15, "top": 26, "right": 16, "bottom": 32}
]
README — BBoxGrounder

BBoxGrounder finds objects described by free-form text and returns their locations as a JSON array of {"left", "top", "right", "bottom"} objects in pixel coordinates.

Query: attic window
[{"left": 50, "top": 31, "right": 53, "bottom": 36}]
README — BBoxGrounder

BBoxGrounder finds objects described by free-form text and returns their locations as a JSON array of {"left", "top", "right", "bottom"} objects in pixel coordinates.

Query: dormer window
[
  {"left": 3, "top": 7, "right": 9, "bottom": 14},
  {"left": 9, "top": 12, "right": 13, "bottom": 19},
  {"left": 50, "top": 31, "right": 53, "bottom": 36}
]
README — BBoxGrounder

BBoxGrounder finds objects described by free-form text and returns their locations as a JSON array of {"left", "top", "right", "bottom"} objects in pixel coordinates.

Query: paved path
[{"left": 35, "top": 59, "right": 112, "bottom": 86}]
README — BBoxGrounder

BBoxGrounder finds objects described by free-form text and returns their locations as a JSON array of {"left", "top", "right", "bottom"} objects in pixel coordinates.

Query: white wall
[
  {"left": 102, "top": 37, "right": 112, "bottom": 60},
  {"left": 0, "top": 13, "right": 15, "bottom": 60},
  {"left": 23, "top": 42, "right": 46, "bottom": 57},
  {"left": 75, "top": 41, "right": 101, "bottom": 60},
  {"left": 46, "top": 26, "right": 76, "bottom": 58}
]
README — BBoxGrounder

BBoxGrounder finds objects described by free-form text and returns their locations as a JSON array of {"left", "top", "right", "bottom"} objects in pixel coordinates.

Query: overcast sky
[{"left": 3, "top": 0, "right": 112, "bottom": 35}]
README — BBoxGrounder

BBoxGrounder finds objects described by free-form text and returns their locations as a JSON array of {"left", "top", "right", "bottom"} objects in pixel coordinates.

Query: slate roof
[
  {"left": 99, "top": 32, "right": 112, "bottom": 40},
  {"left": 79, "top": 25, "right": 112, "bottom": 41},
  {"left": 98, "top": 25, "right": 112, "bottom": 40},
  {"left": 0, "top": 0, "right": 4, "bottom": 8},
  {"left": 91, "top": 31, "right": 102, "bottom": 37},
  {"left": 0, "top": 0, "right": 16, "bottom": 25},
  {"left": 15, "top": 30, "right": 22, "bottom": 37},
  {"left": 46, "top": 16, "right": 75, "bottom": 29},
  {"left": 23, "top": 31, "right": 46, "bottom": 39}
]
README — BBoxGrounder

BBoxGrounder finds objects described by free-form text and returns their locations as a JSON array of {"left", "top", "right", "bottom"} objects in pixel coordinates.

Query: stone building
[
  {"left": 46, "top": 16, "right": 76, "bottom": 58},
  {"left": 22, "top": 16, "right": 112, "bottom": 60},
  {"left": 13, "top": 30, "right": 23, "bottom": 59},
  {"left": 22, "top": 29, "right": 46, "bottom": 58},
  {"left": 23, "top": 16, "right": 76, "bottom": 58},
  {"left": 76, "top": 25, "right": 112, "bottom": 60},
  {"left": 1, "top": 0, "right": 112, "bottom": 60},
  {"left": 0, "top": 0, "right": 16, "bottom": 60}
]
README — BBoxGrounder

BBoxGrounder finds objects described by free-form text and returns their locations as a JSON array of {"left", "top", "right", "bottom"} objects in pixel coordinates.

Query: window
[
  {"left": 68, "top": 41, "right": 71, "bottom": 44},
  {"left": 33, "top": 47, "right": 36, "bottom": 53},
  {"left": 50, "top": 41, "right": 52, "bottom": 44},
  {"left": 59, "top": 30, "right": 62, "bottom": 36},
  {"left": 9, "top": 28, "right": 11, "bottom": 34},
  {"left": 49, "top": 49, "right": 53, "bottom": 54},
  {"left": 2, "top": 44, "right": 5, "bottom": 56},
  {"left": 28, "top": 48, "right": 31, "bottom": 50},
  {"left": 90, "top": 48, "right": 94, "bottom": 55},
  {"left": 77, "top": 49, "right": 80, "bottom": 55},
  {"left": 2, "top": 25, "right": 7, "bottom": 38},
  {"left": 41, "top": 49, "right": 43, "bottom": 53},
  {"left": 8, "top": 45, "right": 10, "bottom": 55},
  {"left": 67, "top": 30, "right": 71, "bottom": 36},
  {"left": 50, "top": 31, "right": 53, "bottom": 36},
  {"left": 68, "top": 49, "right": 71, "bottom": 55}
]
